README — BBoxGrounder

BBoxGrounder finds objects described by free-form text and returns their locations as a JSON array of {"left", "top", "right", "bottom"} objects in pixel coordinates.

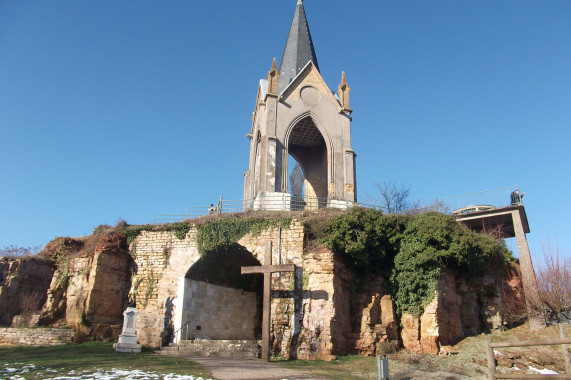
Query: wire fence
[
  {"left": 153, "top": 186, "right": 524, "bottom": 224},
  {"left": 153, "top": 194, "right": 376, "bottom": 224},
  {"left": 437, "top": 185, "right": 522, "bottom": 214}
]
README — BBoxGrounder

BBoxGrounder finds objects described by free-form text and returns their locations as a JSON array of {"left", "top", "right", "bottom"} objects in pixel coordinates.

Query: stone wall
[
  {"left": 180, "top": 280, "right": 257, "bottom": 340},
  {"left": 130, "top": 222, "right": 307, "bottom": 349},
  {"left": 129, "top": 220, "right": 348, "bottom": 360},
  {"left": 130, "top": 228, "right": 201, "bottom": 346},
  {"left": 0, "top": 328, "right": 74, "bottom": 346}
]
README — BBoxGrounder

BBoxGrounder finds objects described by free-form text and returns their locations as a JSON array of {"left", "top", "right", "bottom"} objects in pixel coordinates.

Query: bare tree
[
  {"left": 20, "top": 291, "right": 45, "bottom": 315},
  {"left": 532, "top": 241, "right": 571, "bottom": 372},
  {"left": 499, "top": 266, "right": 528, "bottom": 327},
  {"left": 371, "top": 181, "right": 418, "bottom": 214},
  {"left": 409, "top": 199, "right": 450, "bottom": 215},
  {"left": 498, "top": 242, "right": 571, "bottom": 371},
  {"left": 0, "top": 245, "right": 43, "bottom": 257},
  {"left": 535, "top": 241, "right": 570, "bottom": 324}
]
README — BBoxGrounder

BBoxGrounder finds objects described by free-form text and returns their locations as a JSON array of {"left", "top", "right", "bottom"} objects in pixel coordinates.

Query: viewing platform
[{"left": 438, "top": 186, "right": 529, "bottom": 239}]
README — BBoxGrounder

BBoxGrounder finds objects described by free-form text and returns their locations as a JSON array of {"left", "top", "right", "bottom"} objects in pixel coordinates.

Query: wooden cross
[{"left": 241, "top": 241, "right": 295, "bottom": 362}]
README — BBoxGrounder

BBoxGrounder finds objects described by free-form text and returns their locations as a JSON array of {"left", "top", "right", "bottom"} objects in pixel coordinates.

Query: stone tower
[{"left": 243, "top": 0, "right": 357, "bottom": 210}]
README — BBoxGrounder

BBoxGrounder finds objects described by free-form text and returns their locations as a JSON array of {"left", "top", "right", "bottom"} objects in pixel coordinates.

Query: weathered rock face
[
  {"left": 400, "top": 264, "right": 523, "bottom": 354},
  {"left": 0, "top": 257, "right": 54, "bottom": 326},
  {"left": 401, "top": 312, "right": 421, "bottom": 352},
  {"left": 40, "top": 233, "right": 130, "bottom": 340},
  {"left": 351, "top": 275, "right": 399, "bottom": 356},
  {"left": 419, "top": 269, "right": 464, "bottom": 354}
]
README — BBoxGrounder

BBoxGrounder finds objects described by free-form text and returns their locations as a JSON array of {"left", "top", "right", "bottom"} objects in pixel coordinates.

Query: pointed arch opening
[
  {"left": 179, "top": 244, "right": 262, "bottom": 341},
  {"left": 287, "top": 116, "right": 328, "bottom": 209}
]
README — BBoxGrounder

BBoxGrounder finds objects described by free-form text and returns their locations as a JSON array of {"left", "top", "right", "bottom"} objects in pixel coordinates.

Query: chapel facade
[{"left": 243, "top": 0, "right": 357, "bottom": 210}]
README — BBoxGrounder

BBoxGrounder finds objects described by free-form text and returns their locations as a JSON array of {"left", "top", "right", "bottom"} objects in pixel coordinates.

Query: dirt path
[{"left": 187, "top": 356, "right": 330, "bottom": 380}]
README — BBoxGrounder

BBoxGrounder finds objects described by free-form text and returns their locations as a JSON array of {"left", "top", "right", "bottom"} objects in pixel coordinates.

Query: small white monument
[{"left": 113, "top": 307, "right": 141, "bottom": 353}]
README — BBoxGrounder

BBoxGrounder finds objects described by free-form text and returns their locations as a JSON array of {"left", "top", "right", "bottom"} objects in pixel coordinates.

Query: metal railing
[
  {"left": 172, "top": 320, "right": 193, "bottom": 344},
  {"left": 153, "top": 194, "right": 376, "bottom": 224},
  {"left": 437, "top": 186, "right": 523, "bottom": 214},
  {"left": 485, "top": 336, "right": 571, "bottom": 379}
]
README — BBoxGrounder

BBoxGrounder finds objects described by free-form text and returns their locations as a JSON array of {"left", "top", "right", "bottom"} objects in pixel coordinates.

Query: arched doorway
[
  {"left": 177, "top": 244, "right": 263, "bottom": 341},
  {"left": 287, "top": 116, "right": 328, "bottom": 209}
]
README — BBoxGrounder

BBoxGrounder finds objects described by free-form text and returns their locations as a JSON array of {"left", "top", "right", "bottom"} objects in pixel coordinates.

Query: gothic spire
[{"left": 277, "top": 0, "right": 320, "bottom": 93}]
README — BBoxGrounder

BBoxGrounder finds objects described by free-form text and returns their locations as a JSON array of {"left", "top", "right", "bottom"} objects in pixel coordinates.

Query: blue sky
[{"left": 1, "top": 1, "right": 570, "bottom": 262}]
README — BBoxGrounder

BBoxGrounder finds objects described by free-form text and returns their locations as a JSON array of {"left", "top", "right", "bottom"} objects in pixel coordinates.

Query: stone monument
[{"left": 113, "top": 307, "right": 141, "bottom": 353}]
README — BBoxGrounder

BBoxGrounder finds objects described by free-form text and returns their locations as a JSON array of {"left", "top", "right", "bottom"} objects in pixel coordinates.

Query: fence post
[
  {"left": 485, "top": 337, "right": 496, "bottom": 380},
  {"left": 560, "top": 324, "right": 571, "bottom": 374},
  {"left": 377, "top": 355, "right": 389, "bottom": 380}
]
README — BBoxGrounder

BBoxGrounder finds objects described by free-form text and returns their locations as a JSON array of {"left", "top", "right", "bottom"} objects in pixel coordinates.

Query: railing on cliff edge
[
  {"left": 153, "top": 186, "right": 525, "bottom": 224},
  {"left": 437, "top": 185, "right": 523, "bottom": 214},
  {"left": 153, "top": 194, "right": 377, "bottom": 224}
]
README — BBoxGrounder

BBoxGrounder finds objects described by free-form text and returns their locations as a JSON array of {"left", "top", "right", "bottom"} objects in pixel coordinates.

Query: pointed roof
[{"left": 277, "top": 0, "right": 320, "bottom": 93}]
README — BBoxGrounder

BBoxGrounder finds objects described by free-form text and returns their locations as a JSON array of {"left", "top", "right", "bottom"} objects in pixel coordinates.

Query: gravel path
[{"left": 186, "top": 357, "right": 330, "bottom": 380}]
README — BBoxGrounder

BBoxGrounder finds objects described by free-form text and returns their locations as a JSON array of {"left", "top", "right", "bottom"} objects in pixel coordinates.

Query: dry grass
[{"left": 277, "top": 323, "right": 570, "bottom": 379}]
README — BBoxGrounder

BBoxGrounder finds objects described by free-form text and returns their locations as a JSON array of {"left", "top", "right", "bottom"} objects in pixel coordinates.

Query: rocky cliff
[
  {"left": 0, "top": 212, "right": 524, "bottom": 355},
  {"left": 0, "top": 257, "right": 54, "bottom": 326},
  {"left": 39, "top": 231, "right": 131, "bottom": 341}
]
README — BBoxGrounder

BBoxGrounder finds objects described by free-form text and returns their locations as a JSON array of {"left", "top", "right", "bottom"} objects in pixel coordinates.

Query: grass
[{"left": 0, "top": 342, "right": 212, "bottom": 379}]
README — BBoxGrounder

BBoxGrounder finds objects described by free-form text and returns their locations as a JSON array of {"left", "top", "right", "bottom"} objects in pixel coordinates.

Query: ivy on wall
[
  {"left": 320, "top": 208, "right": 513, "bottom": 317},
  {"left": 123, "top": 217, "right": 292, "bottom": 256},
  {"left": 196, "top": 217, "right": 291, "bottom": 255}
]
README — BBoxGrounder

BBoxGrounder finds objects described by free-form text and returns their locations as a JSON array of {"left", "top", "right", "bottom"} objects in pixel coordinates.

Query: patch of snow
[
  {"left": 529, "top": 366, "right": 558, "bottom": 375},
  {"left": 1, "top": 363, "right": 211, "bottom": 380}
]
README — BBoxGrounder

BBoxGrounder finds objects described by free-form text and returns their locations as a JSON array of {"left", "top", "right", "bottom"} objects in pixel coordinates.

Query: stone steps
[{"left": 160, "top": 339, "right": 260, "bottom": 359}]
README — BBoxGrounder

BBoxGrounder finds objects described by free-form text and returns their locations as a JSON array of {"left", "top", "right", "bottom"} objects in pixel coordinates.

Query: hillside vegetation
[{"left": 318, "top": 208, "right": 513, "bottom": 317}]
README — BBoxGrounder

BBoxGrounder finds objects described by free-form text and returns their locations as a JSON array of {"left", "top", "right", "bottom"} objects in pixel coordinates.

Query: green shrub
[{"left": 320, "top": 207, "right": 408, "bottom": 271}]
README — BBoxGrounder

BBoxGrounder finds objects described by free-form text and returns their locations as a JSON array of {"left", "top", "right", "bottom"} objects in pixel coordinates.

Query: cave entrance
[{"left": 176, "top": 243, "right": 262, "bottom": 341}]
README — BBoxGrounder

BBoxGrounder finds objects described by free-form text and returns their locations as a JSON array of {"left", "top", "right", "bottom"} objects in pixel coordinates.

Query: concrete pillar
[{"left": 511, "top": 210, "right": 544, "bottom": 330}]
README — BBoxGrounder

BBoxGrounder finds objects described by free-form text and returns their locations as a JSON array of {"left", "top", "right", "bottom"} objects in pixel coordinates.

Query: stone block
[{"left": 113, "top": 342, "right": 142, "bottom": 353}]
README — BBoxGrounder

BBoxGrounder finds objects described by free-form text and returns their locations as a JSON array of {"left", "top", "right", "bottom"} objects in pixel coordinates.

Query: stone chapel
[{"left": 243, "top": 0, "right": 357, "bottom": 211}]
